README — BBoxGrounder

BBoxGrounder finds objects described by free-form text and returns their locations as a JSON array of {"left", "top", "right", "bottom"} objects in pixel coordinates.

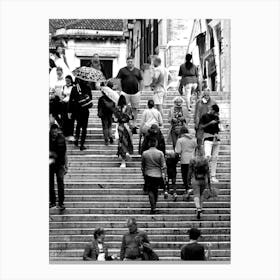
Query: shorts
[
  {"left": 122, "top": 92, "right": 140, "bottom": 109},
  {"left": 153, "top": 91, "right": 165, "bottom": 105}
]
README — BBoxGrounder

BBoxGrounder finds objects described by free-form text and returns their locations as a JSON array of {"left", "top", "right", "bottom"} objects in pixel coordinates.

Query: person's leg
[
  {"left": 210, "top": 141, "right": 220, "bottom": 181},
  {"left": 181, "top": 164, "right": 189, "bottom": 192},
  {"left": 101, "top": 117, "right": 109, "bottom": 144},
  {"left": 204, "top": 140, "right": 213, "bottom": 161},
  {"left": 108, "top": 116, "right": 113, "bottom": 142},
  {"left": 80, "top": 110, "right": 89, "bottom": 148},
  {"left": 75, "top": 114, "right": 82, "bottom": 145},
  {"left": 56, "top": 165, "right": 65, "bottom": 207},
  {"left": 171, "top": 130, "right": 178, "bottom": 150},
  {"left": 183, "top": 84, "right": 192, "bottom": 110},
  {"left": 131, "top": 92, "right": 140, "bottom": 126},
  {"left": 49, "top": 164, "right": 56, "bottom": 206}
]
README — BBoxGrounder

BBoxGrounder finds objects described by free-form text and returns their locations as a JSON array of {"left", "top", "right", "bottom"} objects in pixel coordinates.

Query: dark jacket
[
  {"left": 83, "top": 240, "right": 113, "bottom": 261},
  {"left": 49, "top": 132, "right": 66, "bottom": 166},
  {"left": 120, "top": 230, "right": 149, "bottom": 260},
  {"left": 68, "top": 84, "right": 92, "bottom": 115},
  {"left": 97, "top": 95, "right": 115, "bottom": 118},
  {"left": 181, "top": 242, "right": 206, "bottom": 260},
  {"left": 141, "top": 130, "right": 166, "bottom": 155},
  {"left": 194, "top": 98, "right": 217, "bottom": 128}
]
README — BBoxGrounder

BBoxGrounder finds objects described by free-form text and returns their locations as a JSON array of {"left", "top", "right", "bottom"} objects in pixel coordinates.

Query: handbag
[
  {"left": 202, "top": 186, "right": 219, "bottom": 200},
  {"left": 77, "top": 84, "right": 93, "bottom": 109}
]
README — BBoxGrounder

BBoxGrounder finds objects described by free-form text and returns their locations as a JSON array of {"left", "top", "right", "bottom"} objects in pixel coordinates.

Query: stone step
[
  {"left": 49, "top": 227, "right": 231, "bottom": 235},
  {"left": 49, "top": 214, "right": 230, "bottom": 223},
  {"left": 66, "top": 155, "right": 231, "bottom": 161},
  {"left": 64, "top": 189, "right": 230, "bottom": 195},
  {"left": 49, "top": 248, "right": 230, "bottom": 258},
  {"left": 67, "top": 161, "right": 231, "bottom": 168},
  {"left": 62, "top": 182, "right": 231, "bottom": 189},
  {"left": 49, "top": 207, "right": 230, "bottom": 215},
  {"left": 49, "top": 241, "right": 230, "bottom": 250},
  {"left": 55, "top": 201, "right": 231, "bottom": 208}
]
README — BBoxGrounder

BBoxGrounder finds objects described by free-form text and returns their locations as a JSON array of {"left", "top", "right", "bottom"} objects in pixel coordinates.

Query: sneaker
[
  {"left": 49, "top": 203, "right": 56, "bottom": 208},
  {"left": 80, "top": 145, "right": 87, "bottom": 151},
  {"left": 211, "top": 177, "right": 219, "bottom": 183},
  {"left": 57, "top": 204, "right": 65, "bottom": 211},
  {"left": 120, "top": 162, "right": 126, "bottom": 168},
  {"left": 125, "top": 153, "right": 131, "bottom": 161},
  {"left": 164, "top": 191, "right": 168, "bottom": 199},
  {"left": 173, "top": 193, "right": 177, "bottom": 201},
  {"left": 109, "top": 137, "right": 114, "bottom": 144}
]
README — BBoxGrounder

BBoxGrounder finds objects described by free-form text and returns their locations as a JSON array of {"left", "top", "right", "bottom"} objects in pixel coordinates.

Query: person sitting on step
[{"left": 83, "top": 227, "right": 117, "bottom": 261}]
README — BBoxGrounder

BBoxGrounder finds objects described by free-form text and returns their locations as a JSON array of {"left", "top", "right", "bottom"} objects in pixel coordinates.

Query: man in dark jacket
[
  {"left": 120, "top": 217, "right": 150, "bottom": 261},
  {"left": 68, "top": 78, "right": 92, "bottom": 151},
  {"left": 97, "top": 89, "right": 115, "bottom": 145},
  {"left": 49, "top": 124, "right": 67, "bottom": 210},
  {"left": 181, "top": 227, "right": 211, "bottom": 260}
]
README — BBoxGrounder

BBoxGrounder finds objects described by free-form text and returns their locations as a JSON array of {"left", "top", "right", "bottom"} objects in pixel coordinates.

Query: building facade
[
  {"left": 49, "top": 19, "right": 128, "bottom": 78},
  {"left": 124, "top": 19, "right": 230, "bottom": 91}
]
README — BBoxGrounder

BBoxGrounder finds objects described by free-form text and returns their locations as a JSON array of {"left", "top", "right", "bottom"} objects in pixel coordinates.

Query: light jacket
[{"left": 175, "top": 133, "right": 197, "bottom": 164}]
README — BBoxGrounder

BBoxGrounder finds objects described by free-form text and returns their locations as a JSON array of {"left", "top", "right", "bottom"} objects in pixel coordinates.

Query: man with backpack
[
  {"left": 188, "top": 147, "right": 211, "bottom": 219},
  {"left": 97, "top": 88, "right": 116, "bottom": 145}
]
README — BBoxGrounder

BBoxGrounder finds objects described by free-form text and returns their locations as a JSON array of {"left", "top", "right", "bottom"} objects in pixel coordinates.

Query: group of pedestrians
[{"left": 83, "top": 218, "right": 211, "bottom": 261}]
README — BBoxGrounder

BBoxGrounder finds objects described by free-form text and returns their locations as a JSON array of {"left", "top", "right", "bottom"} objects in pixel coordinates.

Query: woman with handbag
[
  {"left": 187, "top": 146, "right": 211, "bottom": 219},
  {"left": 167, "top": 96, "right": 190, "bottom": 149},
  {"left": 113, "top": 95, "right": 134, "bottom": 168},
  {"left": 68, "top": 77, "right": 93, "bottom": 151}
]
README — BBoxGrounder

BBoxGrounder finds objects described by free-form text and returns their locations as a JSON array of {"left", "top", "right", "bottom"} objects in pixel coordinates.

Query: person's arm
[
  {"left": 200, "top": 119, "right": 218, "bottom": 129},
  {"left": 158, "top": 111, "right": 163, "bottom": 127},
  {"left": 141, "top": 153, "right": 146, "bottom": 176},
  {"left": 63, "top": 54, "right": 70, "bottom": 69},
  {"left": 161, "top": 153, "right": 167, "bottom": 179},
  {"left": 97, "top": 97, "right": 102, "bottom": 118},
  {"left": 206, "top": 160, "right": 211, "bottom": 187},
  {"left": 188, "top": 160, "right": 194, "bottom": 184},
  {"left": 175, "top": 139, "right": 182, "bottom": 155},
  {"left": 205, "top": 244, "right": 211, "bottom": 260},
  {"left": 138, "top": 70, "right": 144, "bottom": 91},
  {"left": 120, "top": 235, "right": 126, "bottom": 261}
]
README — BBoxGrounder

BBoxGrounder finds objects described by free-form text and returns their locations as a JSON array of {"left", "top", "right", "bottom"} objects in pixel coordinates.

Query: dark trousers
[
  {"left": 49, "top": 164, "right": 65, "bottom": 205},
  {"left": 145, "top": 176, "right": 164, "bottom": 210},
  {"left": 75, "top": 110, "right": 89, "bottom": 146},
  {"left": 181, "top": 164, "right": 190, "bottom": 192},
  {"left": 101, "top": 116, "right": 113, "bottom": 141},
  {"left": 62, "top": 102, "right": 74, "bottom": 137}
]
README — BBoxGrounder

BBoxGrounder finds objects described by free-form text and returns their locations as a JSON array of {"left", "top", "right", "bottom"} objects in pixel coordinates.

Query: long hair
[
  {"left": 117, "top": 95, "right": 127, "bottom": 107},
  {"left": 55, "top": 45, "right": 64, "bottom": 59},
  {"left": 185, "top": 53, "right": 193, "bottom": 70}
]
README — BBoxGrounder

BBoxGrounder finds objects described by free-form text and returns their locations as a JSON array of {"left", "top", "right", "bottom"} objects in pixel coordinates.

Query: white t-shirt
[
  {"left": 141, "top": 108, "right": 163, "bottom": 129},
  {"left": 97, "top": 243, "right": 105, "bottom": 261}
]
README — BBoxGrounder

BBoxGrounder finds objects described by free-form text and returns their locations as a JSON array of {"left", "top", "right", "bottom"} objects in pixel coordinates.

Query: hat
[{"left": 173, "top": 96, "right": 184, "bottom": 106}]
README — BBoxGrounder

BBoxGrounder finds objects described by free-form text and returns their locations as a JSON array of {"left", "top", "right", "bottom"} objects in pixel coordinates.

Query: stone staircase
[{"left": 49, "top": 90, "right": 231, "bottom": 262}]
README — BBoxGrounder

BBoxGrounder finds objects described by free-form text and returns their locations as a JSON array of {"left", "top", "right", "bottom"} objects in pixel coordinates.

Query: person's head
[
  {"left": 50, "top": 123, "right": 59, "bottom": 138},
  {"left": 93, "top": 227, "right": 105, "bottom": 242},
  {"left": 56, "top": 45, "right": 64, "bottom": 57},
  {"left": 202, "top": 88, "right": 211, "bottom": 102},
  {"left": 148, "top": 124, "right": 159, "bottom": 136},
  {"left": 185, "top": 53, "right": 192, "bottom": 63},
  {"left": 147, "top": 99, "right": 154, "bottom": 109},
  {"left": 117, "top": 95, "right": 127, "bottom": 107},
  {"left": 127, "top": 217, "right": 137, "bottom": 234},
  {"left": 126, "top": 56, "right": 134, "bottom": 69},
  {"left": 65, "top": 75, "right": 73, "bottom": 86},
  {"left": 153, "top": 56, "right": 161, "bottom": 67},
  {"left": 188, "top": 227, "right": 201, "bottom": 240},
  {"left": 148, "top": 137, "right": 158, "bottom": 148},
  {"left": 180, "top": 126, "right": 189, "bottom": 135},
  {"left": 210, "top": 104, "right": 220, "bottom": 115},
  {"left": 173, "top": 96, "right": 184, "bottom": 107},
  {"left": 92, "top": 53, "right": 100, "bottom": 63},
  {"left": 56, "top": 67, "right": 63, "bottom": 78}
]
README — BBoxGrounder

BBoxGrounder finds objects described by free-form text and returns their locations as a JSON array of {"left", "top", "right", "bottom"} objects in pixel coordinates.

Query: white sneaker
[
  {"left": 211, "top": 177, "right": 219, "bottom": 183},
  {"left": 120, "top": 162, "right": 126, "bottom": 168}
]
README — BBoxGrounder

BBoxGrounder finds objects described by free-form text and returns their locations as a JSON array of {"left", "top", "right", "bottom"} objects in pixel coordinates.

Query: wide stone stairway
[{"left": 49, "top": 90, "right": 231, "bottom": 262}]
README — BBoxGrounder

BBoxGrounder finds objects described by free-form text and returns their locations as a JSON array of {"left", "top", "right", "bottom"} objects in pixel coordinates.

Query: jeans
[
  {"left": 181, "top": 164, "right": 190, "bottom": 191},
  {"left": 170, "top": 129, "right": 179, "bottom": 149},
  {"left": 145, "top": 176, "right": 164, "bottom": 210},
  {"left": 49, "top": 164, "right": 65, "bottom": 205},
  {"left": 75, "top": 110, "right": 89, "bottom": 146},
  {"left": 204, "top": 140, "right": 220, "bottom": 177},
  {"left": 183, "top": 83, "right": 198, "bottom": 109},
  {"left": 101, "top": 116, "right": 113, "bottom": 142}
]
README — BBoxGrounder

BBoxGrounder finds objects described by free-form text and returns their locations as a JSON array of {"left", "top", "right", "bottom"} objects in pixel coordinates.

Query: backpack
[
  {"left": 194, "top": 158, "right": 208, "bottom": 180},
  {"left": 103, "top": 97, "right": 115, "bottom": 113}
]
